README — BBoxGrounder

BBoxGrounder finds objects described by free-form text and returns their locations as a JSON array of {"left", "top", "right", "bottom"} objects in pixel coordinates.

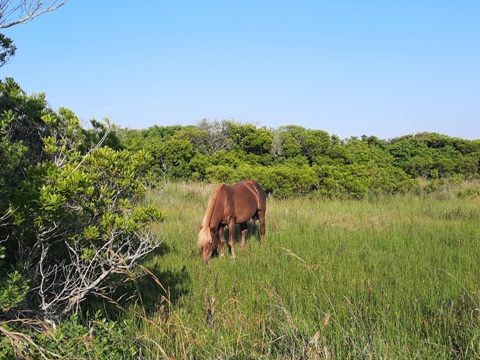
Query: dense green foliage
[
  {"left": 0, "top": 79, "right": 164, "bottom": 358},
  {"left": 116, "top": 120, "right": 480, "bottom": 198}
]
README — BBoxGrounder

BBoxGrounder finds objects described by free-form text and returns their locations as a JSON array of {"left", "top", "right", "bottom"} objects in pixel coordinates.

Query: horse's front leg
[
  {"left": 218, "top": 225, "right": 226, "bottom": 258},
  {"left": 240, "top": 222, "right": 248, "bottom": 249},
  {"left": 228, "top": 220, "right": 236, "bottom": 260}
]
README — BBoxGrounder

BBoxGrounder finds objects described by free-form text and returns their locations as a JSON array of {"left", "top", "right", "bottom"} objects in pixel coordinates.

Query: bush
[
  {"left": 315, "top": 164, "right": 416, "bottom": 199},
  {"left": 236, "top": 164, "right": 318, "bottom": 198},
  {"left": 0, "top": 312, "right": 140, "bottom": 359},
  {"left": 8, "top": 111, "right": 165, "bottom": 318},
  {"left": 0, "top": 81, "right": 165, "bottom": 358}
]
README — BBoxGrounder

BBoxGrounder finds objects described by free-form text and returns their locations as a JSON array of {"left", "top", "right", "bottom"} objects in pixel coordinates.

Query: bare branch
[
  {"left": 0, "top": 206, "right": 13, "bottom": 227},
  {"left": 0, "top": 0, "right": 68, "bottom": 29},
  {"left": 67, "top": 127, "right": 110, "bottom": 176},
  {"left": 32, "top": 212, "right": 162, "bottom": 319}
]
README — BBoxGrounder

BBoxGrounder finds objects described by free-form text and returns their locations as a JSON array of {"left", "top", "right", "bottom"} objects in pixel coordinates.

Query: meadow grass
[{"left": 125, "top": 182, "right": 480, "bottom": 359}]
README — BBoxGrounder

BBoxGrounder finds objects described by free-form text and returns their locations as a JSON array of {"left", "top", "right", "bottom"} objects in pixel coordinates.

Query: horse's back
[
  {"left": 242, "top": 179, "right": 266, "bottom": 209},
  {"left": 230, "top": 180, "right": 266, "bottom": 215}
]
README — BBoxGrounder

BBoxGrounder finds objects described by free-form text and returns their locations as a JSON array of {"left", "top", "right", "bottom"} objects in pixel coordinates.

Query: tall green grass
[{"left": 124, "top": 183, "right": 480, "bottom": 359}]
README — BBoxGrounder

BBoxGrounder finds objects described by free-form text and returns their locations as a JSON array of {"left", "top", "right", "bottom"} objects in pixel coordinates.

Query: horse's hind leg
[
  {"left": 240, "top": 222, "right": 248, "bottom": 249},
  {"left": 228, "top": 220, "right": 236, "bottom": 260},
  {"left": 258, "top": 210, "right": 266, "bottom": 245}
]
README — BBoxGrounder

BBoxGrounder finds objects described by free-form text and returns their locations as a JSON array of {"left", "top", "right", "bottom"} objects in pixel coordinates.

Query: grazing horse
[{"left": 198, "top": 180, "right": 266, "bottom": 263}]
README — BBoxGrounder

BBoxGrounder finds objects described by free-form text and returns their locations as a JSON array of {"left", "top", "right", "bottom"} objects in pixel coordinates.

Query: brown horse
[{"left": 198, "top": 180, "right": 266, "bottom": 263}]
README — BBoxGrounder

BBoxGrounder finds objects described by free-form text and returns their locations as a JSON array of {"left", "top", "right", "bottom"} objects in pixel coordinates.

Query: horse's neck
[
  {"left": 210, "top": 204, "right": 225, "bottom": 227},
  {"left": 210, "top": 190, "right": 230, "bottom": 227}
]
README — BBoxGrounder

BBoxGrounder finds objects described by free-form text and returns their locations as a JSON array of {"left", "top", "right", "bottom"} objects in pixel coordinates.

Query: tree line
[{"left": 112, "top": 118, "right": 480, "bottom": 198}]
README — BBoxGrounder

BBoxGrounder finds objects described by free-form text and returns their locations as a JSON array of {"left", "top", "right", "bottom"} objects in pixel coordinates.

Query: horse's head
[{"left": 198, "top": 225, "right": 219, "bottom": 264}]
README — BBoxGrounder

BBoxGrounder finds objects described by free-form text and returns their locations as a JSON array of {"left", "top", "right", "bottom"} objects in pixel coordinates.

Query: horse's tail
[{"left": 198, "top": 183, "right": 224, "bottom": 247}]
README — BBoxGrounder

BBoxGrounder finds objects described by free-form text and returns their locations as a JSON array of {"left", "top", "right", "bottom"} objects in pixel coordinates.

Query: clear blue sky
[{"left": 2, "top": 1, "right": 479, "bottom": 140}]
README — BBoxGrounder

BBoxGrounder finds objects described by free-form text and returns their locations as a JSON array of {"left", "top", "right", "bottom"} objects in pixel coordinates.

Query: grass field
[{"left": 120, "top": 182, "right": 480, "bottom": 359}]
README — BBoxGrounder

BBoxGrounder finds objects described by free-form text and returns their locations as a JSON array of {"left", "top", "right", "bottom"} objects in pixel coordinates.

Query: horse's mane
[{"left": 198, "top": 183, "right": 224, "bottom": 247}]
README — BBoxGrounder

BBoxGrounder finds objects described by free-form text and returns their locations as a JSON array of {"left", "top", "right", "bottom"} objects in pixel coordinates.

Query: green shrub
[{"left": 0, "top": 312, "right": 140, "bottom": 359}]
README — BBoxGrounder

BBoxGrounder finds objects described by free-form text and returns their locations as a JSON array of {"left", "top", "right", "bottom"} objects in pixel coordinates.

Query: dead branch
[{"left": 0, "top": 0, "right": 68, "bottom": 29}]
